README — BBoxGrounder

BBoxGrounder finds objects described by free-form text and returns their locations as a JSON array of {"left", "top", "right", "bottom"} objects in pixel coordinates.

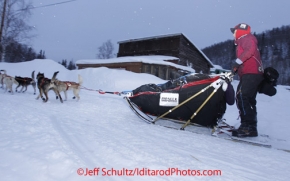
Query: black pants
[{"left": 236, "top": 74, "right": 264, "bottom": 125}]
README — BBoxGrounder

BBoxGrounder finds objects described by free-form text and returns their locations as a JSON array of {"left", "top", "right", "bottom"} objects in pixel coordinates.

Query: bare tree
[
  {"left": 0, "top": 0, "right": 34, "bottom": 62},
  {"left": 96, "top": 39, "right": 114, "bottom": 59}
]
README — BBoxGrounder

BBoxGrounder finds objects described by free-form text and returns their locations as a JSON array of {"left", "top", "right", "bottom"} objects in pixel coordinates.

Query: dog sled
[
  {"left": 123, "top": 73, "right": 276, "bottom": 148},
  {"left": 124, "top": 72, "right": 235, "bottom": 130}
]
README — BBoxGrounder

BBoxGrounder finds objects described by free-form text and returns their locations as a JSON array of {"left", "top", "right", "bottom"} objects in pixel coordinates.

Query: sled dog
[
  {"left": 15, "top": 71, "right": 36, "bottom": 94},
  {"left": 36, "top": 71, "right": 63, "bottom": 103},
  {"left": 3, "top": 75, "right": 19, "bottom": 94},
  {"left": 50, "top": 74, "right": 83, "bottom": 101},
  {"left": 0, "top": 70, "right": 19, "bottom": 94},
  {"left": 0, "top": 69, "right": 7, "bottom": 88}
]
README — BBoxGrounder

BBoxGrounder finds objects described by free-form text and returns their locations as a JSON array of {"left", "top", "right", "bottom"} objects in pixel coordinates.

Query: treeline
[
  {"left": 1, "top": 40, "right": 46, "bottom": 62},
  {"left": 0, "top": 0, "right": 78, "bottom": 70},
  {"left": 59, "top": 59, "right": 76, "bottom": 70},
  {"left": 202, "top": 25, "right": 290, "bottom": 85},
  {"left": 0, "top": 40, "right": 76, "bottom": 70}
]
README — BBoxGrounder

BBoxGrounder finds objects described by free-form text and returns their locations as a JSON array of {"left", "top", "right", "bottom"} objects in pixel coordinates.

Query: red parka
[{"left": 235, "top": 33, "right": 264, "bottom": 78}]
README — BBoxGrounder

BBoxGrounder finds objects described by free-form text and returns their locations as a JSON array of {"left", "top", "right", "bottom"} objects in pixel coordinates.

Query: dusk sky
[{"left": 29, "top": 0, "right": 290, "bottom": 62}]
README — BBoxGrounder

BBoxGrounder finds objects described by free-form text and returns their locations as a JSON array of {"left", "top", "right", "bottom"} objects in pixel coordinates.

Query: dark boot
[{"left": 232, "top": 122, "right": 258, "bottom": 137}]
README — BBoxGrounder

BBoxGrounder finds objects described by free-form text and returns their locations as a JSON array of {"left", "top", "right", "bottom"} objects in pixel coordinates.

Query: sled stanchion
[
  {"left": 152, "top": 83, "right": 214, "bottom": 124},
  {"left": 180, "top": 86, "right": 220, "bottom": 130},
  {"left": 180, "top": 81, "right": 223, "bottom": 130}
]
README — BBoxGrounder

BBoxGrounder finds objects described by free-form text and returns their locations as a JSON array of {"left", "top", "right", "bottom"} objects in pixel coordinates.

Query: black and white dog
[
  {"left": 15, "top": 71, "right": 36, "bottom": 94},
  {"left": 36, "top": 71, "right": 63, "bottom": 103}
]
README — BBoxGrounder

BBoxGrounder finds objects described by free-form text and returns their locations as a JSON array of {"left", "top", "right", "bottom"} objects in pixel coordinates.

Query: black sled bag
[
  {"left": 259, "top": 67, "right": 279, "bottom": 96},
  {"left": 129, "top": 76, "right": 226, "bottom": 127}
]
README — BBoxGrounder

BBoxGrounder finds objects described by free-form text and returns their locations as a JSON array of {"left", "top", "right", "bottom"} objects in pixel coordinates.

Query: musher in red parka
[{"left": 230, "top": 23, "right": 264, "bottom": 137}]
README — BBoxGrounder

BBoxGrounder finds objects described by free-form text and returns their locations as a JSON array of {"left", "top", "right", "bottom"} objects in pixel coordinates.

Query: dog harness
[
  {"left": 64, "top": 81, "right": 79, "bottom": 91},
  {"left": 39, "top": 77, "right": 48, "bottom": 86}
]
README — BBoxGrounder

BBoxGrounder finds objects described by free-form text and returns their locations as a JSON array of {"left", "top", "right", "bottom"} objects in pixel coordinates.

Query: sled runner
[{"left": 124, "top": 96, "right": 272, "bottom": 148}]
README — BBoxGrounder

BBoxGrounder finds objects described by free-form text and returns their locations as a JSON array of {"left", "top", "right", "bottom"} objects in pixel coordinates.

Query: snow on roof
[
  {"left": 76, "top": 55, "right": 195, "bottom": 73},
  {"left": 182, "top": 33, "right": 215, "bottom": 67}
]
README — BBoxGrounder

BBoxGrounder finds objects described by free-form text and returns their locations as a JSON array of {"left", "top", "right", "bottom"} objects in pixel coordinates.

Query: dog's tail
[
  {"left": 31, "top": 70, "right": 36, "bottom": 86},
  {"left": 46, "top": 71, "right": 59, "bottom": 93},
  {"left": 49, "top": 71, "right": 59, "bottom": 89},
  {"left": 51, "top": 71, "right": 59, "bottom": 81},
  {"left": 31, "top": 70, "right": 35, "bottom": 79},
  {"left": 78, "top": 74, "right": 83, "bottom": 86}
]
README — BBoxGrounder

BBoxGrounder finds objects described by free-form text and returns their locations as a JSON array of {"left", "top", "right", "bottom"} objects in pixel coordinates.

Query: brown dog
[
  {"left": 50, "top": 74, "right": 83, "bottom": 101},
  {"left": 15, "top": 71, "right": 36, "bottom": 94}
]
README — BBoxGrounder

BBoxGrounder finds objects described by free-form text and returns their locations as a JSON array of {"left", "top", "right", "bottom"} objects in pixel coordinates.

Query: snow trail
[{"left": 1, "top": 60, "right": 290, "bottom": 180}]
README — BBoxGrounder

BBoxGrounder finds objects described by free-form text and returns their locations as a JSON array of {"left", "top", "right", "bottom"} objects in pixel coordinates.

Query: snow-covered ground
[{"left": 1, "top": 59, "right": 290, "bottom": 181}]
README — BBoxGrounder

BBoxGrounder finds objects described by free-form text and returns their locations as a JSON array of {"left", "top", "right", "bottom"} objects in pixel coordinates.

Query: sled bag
[
  {"left": 259, "top": 67, "right": 279, "bottom": 96},
  {"left": 129, "top": 77, "right": 226, "bottom": 127}
]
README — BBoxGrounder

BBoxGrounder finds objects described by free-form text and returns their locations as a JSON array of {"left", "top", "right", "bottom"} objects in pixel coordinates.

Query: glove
[{"left": 232, "top": 58, "right": 243, "bottom": 74}]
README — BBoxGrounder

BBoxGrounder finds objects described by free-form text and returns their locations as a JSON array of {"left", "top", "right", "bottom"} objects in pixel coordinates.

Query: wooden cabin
[
  {"left": 117, "top": 33, "right": 214, "bottom": 73},
  {"left": 76, "top": 33, "right": 214, "bottom": 80}
]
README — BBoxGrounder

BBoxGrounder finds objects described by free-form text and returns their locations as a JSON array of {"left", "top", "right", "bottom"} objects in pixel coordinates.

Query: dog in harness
[
  {"left": 0, "top": 70, "right": 19, "bottom": 94},
  {"left": 36, "top": 71, "right": 63, "bottom": 103},
  {"left": 50, "top": 74, "right": 83, "bottom": 101},
  {"left": 15, "top": 71, "right": 36, "bottom": 94},
  {"left": 0, "top": 69, "right": 7, "bottom": 88}
]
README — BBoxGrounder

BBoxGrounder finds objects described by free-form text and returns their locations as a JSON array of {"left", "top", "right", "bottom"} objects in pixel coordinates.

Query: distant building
[
  {"left": 117, "top": 33, "right": 214, "bottom": 73},
  {"left": 76, "top": 33, "right": 214, "bottom": 80}
]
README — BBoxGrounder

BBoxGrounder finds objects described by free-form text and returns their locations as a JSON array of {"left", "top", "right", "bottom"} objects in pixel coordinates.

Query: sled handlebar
[{"left": 219, "top": 72, "right": 234, "bottom": 83}]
